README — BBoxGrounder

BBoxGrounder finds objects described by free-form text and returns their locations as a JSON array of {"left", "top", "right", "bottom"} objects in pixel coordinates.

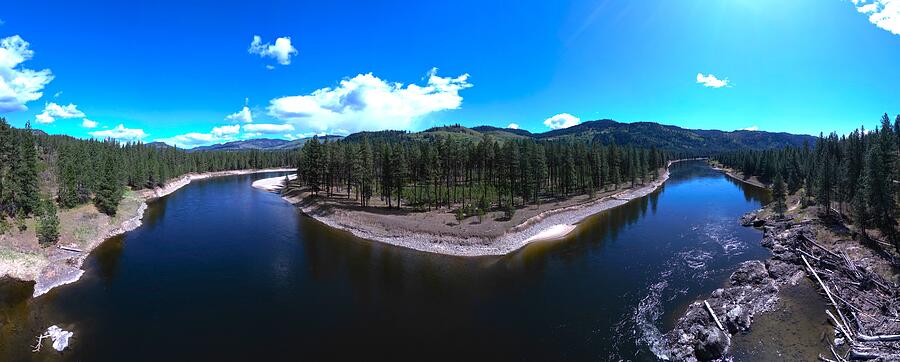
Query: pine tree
[
  {"left": 14, "top": 121, "right": 40, "bottom": 216},
  {"left": 37, "top": 197, "right": 60, "bottom": 245},
  {"left": 772, "top": 173, "right": 787, "bottom": 218},
  {"left": 0, "top": 118, "right": 14, "bottom": 217},
  {"left": 95, "top": 150, "right": 124, "bottom": 216}
]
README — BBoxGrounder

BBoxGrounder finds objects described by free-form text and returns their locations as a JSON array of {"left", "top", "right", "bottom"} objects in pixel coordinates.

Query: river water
[{"left": 0, "top": 161, "right": 807, "bottom": 360}]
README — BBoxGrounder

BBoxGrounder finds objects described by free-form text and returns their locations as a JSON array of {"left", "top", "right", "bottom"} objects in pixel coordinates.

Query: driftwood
[
  {"left": 704, "top": 300, "right": 725, "bottom": 332},
  {"left": 849, "top": 349, "right": 880, "bottom": 360},
  {"left": 31, "top": 325, "right": 72, "bottom": 352},
  {"left": 826, "top": 309, "right": 851, "bottom": 341},
  {"left": 57, "top": 245, "right": 83, "bottom": 253},
  {"left": 829, "top": 344, "right": 847, "bottom": 362},
  {"left": 856, "top": 334, "right": 900, "bottom": 342},
  {"left": 803, "top": 255, "right": 854, "bottom": 338},
  {"left": 800, "top": 233, "right": 840, "bottom": 259}
]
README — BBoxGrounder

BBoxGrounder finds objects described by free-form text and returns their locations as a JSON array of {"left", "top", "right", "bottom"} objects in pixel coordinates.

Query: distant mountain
[
  {"left": 144, "top": 141, "right": 173, "bottom": 149},
  {"left": 471, "top": 125, "right": 534, "bottom": 138},
  {"left": 344, "top": 120, "right": 814, "bottom": 155},
  {"left": 181, "top": 120, "right": 814, "bottom": 155},
  {"left": 536, "top": 120, "right": 815, "bottom": 153},
  {"left": 188, "top": 135, "right": 344, "bottom": 152}
]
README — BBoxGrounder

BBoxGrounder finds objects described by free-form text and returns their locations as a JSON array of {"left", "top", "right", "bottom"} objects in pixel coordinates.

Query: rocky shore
[
  {"left": 663, "top": 208, "right": 900, "bottom": 361},
  {"left": 6, "top": 168, "right": 294, "bottom": 298}
]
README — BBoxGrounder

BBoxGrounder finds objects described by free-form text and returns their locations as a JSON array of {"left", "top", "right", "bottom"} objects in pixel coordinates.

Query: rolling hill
[
  {"left": 188, "top": 135, "right": 344, "bottom": 152},
  {"left": 181, "top": 119, "right": 815, "bottom": 155}
]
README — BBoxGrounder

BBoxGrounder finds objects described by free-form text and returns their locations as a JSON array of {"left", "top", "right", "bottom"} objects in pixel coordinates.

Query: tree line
[
  {"left": 288, "top": 134, "right": 669, "bottom": 218},
  {"left": 714, "top": 113, "right": 900, "bottom": 251},
  {"left": 0, "top": 118, "right": 295, "bottom": 242}
]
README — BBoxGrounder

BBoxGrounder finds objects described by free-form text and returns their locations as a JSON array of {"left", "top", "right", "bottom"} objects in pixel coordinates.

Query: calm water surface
[{"left": 2, "top": 161, "right": 782, "bottom": 360}]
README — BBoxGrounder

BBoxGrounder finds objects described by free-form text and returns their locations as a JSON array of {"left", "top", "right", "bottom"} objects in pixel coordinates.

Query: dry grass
[{"left": 1, "top": 189, "right": 145, "bottom": 280}]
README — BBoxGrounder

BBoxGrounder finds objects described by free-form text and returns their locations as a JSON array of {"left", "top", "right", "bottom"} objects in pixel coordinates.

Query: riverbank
[
  {"left": 662, "top": 193, "right": 900, "bottom": 361},
  {"left": 0, "top": 167, "right": 294, "bottom": 298},
  {"left": 708, "top": 160, "right": 768, "bottom": 189},
  {"left": 254, "top": 159, "right": 705, "bottom": 257}
]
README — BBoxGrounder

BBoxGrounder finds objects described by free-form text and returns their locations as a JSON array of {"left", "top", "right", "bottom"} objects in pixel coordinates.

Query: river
[{"left": 1, "top": 161, "right": 825, "bottom": 360}]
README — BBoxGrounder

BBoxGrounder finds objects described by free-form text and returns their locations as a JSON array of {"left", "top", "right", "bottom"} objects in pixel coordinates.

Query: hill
[
  {"left": 182, "top": 120, "right": 815, "bottom": 155},
  {"left": 188, "top": 135, "right": 343, "bottom": 152},
  {"left": 536, "top": 120, "right": 814, "bottom": 153}
]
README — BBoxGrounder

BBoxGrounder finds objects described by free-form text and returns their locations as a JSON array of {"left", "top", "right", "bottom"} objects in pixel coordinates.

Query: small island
[{"left": 250, "top": 132, "right": 686, "bottom": 256}]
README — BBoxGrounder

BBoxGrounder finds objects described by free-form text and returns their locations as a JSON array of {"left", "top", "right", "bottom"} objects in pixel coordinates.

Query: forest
[
  {"left": 0, "top": 118, "right": 295, "bottom": 241},
  {"left": 286, "top": 134, "right": 669, "bottom": 219},
  {"left": 713, "top": 113, "right": 900, "bottom": 251}
]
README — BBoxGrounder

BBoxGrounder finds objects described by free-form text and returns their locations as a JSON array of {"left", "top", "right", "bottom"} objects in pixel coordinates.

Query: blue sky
[{"left": 1, "top": 0, "right": 898, "bottom": 147}]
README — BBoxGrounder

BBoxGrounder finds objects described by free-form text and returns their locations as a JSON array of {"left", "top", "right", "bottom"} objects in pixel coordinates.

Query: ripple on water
[
  {"left": 700, "top": 219, "right": 747, "bottom": 256},
  {"left": 632, "top": 269, "right": 674, "bottom": 360}
]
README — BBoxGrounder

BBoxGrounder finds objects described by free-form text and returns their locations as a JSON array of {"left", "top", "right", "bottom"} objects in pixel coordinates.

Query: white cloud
[
  {"left": 268, "top": 68, "right": 472, "bottom": 134},
  {"left": 157, "top": 132, "right": 217, "bottom": 147},
  {"left": 53, "top": 91, "right": 62, "bottom": 98},
  {"left": 740, "top": 125, "right": 759, "bottom": 131},
  {"left": 248, "top": 35, "right": 298, "bottom": 66},
  {"left": 225, "top": 106, "right": 253, "bottom": 123},
  {"left": 35, "top": 112, "right": 54, "bottom": 124},
  {"left": 34, "top": 102, "right": 86, "bottom": 124},
  {"left": 81, "top": 118, "right": 98, "bottom": 128},
  {"left": 243, "top": 123, "right": 294, "bottom": 134},
  {"left": 90, "top": 124, "right": 147, "bottom": 142},
  {"left": 0, "top": 35, "right": 53, "bottom": 113},
  {"left": 852, "top": 0, "right": 900, "bottom": 35},
  {"left": 543, "top": 113, "right": 581, "bottom": 130},
  {"left": 696, "top": 73, "right": 729, "bottom": 88},
  {"left": 212, "top": 124, "right": 241, "bottom": 137},
  {"left": 156, "top": 124, "right": 242, "bottom": 148},
  {"left": 507, "top": 123, "right": 519, "bottom": 129}
]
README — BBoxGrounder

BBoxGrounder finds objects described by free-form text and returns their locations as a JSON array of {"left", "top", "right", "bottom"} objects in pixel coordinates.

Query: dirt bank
[{"left": 0, "top": 168, "right": 294, "bottom": 298}]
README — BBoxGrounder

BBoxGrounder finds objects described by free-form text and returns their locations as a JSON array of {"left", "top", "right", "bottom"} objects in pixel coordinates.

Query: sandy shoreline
[
  {"left": 256, "top": 159, "right": 705, "bottom": 257},
  {"left": 709, "top": 162, "right": 768, "bottom": 189},
  {"left": 15, "top": 168, "right": 294, "bottom": 298}
]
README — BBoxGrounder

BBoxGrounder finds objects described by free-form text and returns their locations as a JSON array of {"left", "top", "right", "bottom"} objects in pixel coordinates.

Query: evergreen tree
[
  {"left": 95, "top": 150, "right": 125, "bottom": 216},
  {"left": 14, "top": 121, "right": 40, "bottom": 216},
  {"left": 37, "top": 197, "right": 60, "bottom": 245},
  {"left": 772, "top": 173, "right": 787, "bottom": 218}
]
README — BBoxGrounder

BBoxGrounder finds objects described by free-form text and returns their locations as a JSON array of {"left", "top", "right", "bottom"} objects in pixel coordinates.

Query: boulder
[
  {"left": 692, "top": 325, "right": 730, "bottom": 361},
  {"left": 729, "top": 260, "right": 769, "bottom": 286}
]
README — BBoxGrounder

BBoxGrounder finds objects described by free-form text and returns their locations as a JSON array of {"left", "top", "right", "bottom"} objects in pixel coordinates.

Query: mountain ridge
[{"left": 166, "top": 119, "right": 815, "bottom": 154}]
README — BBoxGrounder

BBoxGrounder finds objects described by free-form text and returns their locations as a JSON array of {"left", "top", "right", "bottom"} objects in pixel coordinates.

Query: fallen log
[
  {"left": 849, "top": 349, "right": 880, "bottom": 360},
  {"left": 800, "top": 233, "right": 840, "bottom": 259},
  {"left": 803, "top": 255, "right": 854, "bottom": 339},
  {"left": 829, "top": 344, "right": 847, "bottom": 362},
  {"left": 827, "top": 309, "right": 851, "bottom": 341},
  {"left": 704, "top": 300, "right": 725, "bottom": 332},
  {"left": 57, "top": 245, "right": 83, "bottom": 253},
  {"left": 856, "top": 334, "right": 900, "bottom": 342}
]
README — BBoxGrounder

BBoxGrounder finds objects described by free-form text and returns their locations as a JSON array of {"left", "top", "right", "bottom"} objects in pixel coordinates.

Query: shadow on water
[{"left": 0, "top": 164, "right": 821, "bottom": 361}]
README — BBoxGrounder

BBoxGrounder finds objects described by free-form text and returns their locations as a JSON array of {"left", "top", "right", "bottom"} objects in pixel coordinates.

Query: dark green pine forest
[
  {"left": 286, "top": 134, "right": 670, "bottom": 219},
  {"left": 0, "top": 118, "right": 295, "bottom": 240},
  {"left": 713, "top": 113, "right": 900, "bottom": 252}
]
